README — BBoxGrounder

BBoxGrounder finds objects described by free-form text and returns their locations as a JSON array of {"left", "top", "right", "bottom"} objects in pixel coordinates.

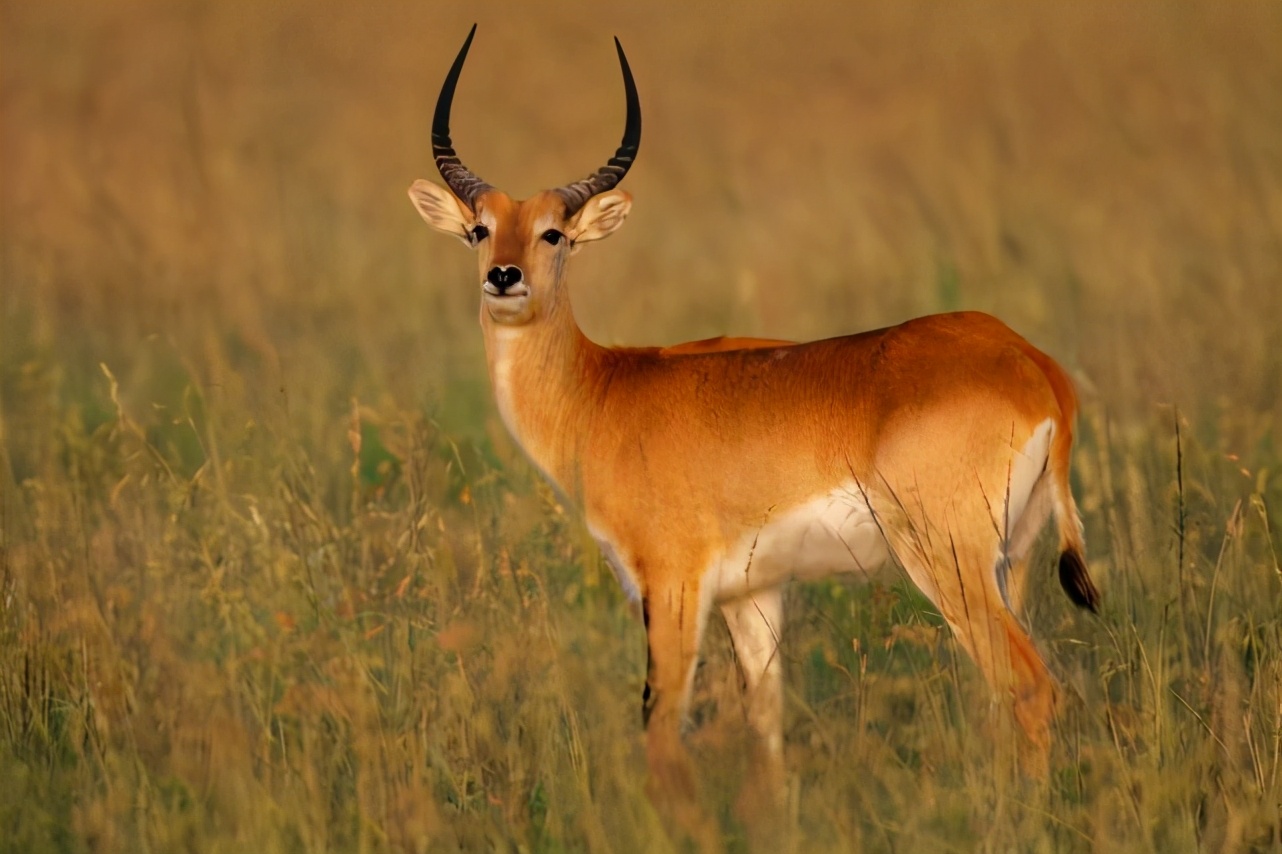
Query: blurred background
[
  {"left": 5, "top": 1, "right": 1280, "bottom": 440},
  {"left": 3, "top": 1, "right": 1281, "bottom": 850}
]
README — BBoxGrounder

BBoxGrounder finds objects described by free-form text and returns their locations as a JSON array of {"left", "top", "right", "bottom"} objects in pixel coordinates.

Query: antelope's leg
[
  {"left": 888, "top": 527, "right": 1056, "bottom": 776},
  {"left": 720, "top": 588, "right": 786, "bottom": 798},
  {"left": 641, "top": 580, "right": 722, "bottom": 849}
]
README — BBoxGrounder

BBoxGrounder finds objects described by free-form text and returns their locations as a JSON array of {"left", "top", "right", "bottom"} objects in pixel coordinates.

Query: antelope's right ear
[{"left": 408, "top": 179, "right": 474, "bottom": 245}]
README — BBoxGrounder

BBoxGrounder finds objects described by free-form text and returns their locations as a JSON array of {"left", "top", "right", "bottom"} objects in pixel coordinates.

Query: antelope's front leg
[{"left": 642, "top": 581, "right": 720, "bottom": 848}]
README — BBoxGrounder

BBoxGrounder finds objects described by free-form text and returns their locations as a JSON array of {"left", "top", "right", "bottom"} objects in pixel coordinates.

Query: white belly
[{"left": 706, "top": 482, "right": 891, "bottom": 602}]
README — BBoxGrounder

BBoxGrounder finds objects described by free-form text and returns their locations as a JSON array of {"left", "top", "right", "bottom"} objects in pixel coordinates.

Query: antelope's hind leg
[{"left": 886, "top": 523, "right": 1057, "bottom": 776}]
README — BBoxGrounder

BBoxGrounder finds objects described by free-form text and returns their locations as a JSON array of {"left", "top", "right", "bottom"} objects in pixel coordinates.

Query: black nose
[{"left": 486, "top": 265, "right": 523, "bottom": 293}]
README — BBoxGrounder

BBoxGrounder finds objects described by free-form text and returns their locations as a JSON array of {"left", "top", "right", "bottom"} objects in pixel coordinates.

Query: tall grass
[{"left": 3, "top": 1, "right": 1280, "bottom": 851}]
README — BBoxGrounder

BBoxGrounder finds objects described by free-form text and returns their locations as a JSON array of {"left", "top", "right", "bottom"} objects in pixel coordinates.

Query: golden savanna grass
[{"left": 2, "top": 1, "right": 1280, "bottom": 850}]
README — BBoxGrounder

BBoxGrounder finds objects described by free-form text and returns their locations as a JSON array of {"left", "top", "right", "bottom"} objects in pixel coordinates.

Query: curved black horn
[
  {"left": 433, "top": 24, "right": 492, "bottom": 211},
  {"left": 554, "top": 37, "right": 641, "bottom": 216}
]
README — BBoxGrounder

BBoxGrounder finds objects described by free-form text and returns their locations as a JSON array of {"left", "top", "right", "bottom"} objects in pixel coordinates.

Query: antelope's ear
[
  {"left": 408, "top": 179, "right": 474, "bottom": 245},
  {"left": 567, "top": 189, "right": 632, "bottom": 252}
]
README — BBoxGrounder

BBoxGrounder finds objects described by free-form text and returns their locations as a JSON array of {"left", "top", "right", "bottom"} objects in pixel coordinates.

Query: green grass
[{"left": 3, "top": 1, "right": 1281, "bottom": 851}]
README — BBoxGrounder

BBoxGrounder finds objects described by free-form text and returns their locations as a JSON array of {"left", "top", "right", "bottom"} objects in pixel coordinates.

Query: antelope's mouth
[
  {"left": 482, "top": 284, "right": 532, "bottom": 324},
  {"left": 482, "top": 282, "right": 530, "bottom": 299}
]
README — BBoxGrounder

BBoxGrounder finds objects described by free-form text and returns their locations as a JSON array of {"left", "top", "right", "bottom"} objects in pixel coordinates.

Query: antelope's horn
[
  {"left": 554, "top": 38, "right": 641, "bottom": 216},
  {"left": 432, "top": 24, "right": 493, "bottom": 211}
]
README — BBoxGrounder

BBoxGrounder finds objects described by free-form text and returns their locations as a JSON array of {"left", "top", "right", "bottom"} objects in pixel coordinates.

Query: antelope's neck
[{"left": 481, "top": 312, "right": 606, "bottom": 502}]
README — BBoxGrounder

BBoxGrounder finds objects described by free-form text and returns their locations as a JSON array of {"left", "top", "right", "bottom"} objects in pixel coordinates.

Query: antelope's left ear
[
  {"left": 567, "top": 189, "right": 632, "bottom": 251},
  {"left": 408, "top": 179, "right": 474, "bottom": 245}
]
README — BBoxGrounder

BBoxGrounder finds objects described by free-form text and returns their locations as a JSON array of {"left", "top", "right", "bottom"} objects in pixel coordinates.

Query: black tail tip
[{"left": 1059, "top": 548, "right": 1100, "bottom": 613}]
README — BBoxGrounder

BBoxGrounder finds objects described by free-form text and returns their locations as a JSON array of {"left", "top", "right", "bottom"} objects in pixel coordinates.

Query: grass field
[{"left": 3, "top": 1, "right": 1281, "bottom": 851}]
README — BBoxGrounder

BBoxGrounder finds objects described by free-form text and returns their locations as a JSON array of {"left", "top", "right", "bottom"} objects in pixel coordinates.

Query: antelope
[{"left": 409, "top": 25, "right": 1100, "bottom": 813}]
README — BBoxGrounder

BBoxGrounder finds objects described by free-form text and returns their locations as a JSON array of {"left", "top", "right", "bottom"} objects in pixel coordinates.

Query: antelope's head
[{"left": 409, "top": 26, "right": 639, "bottom": 327}]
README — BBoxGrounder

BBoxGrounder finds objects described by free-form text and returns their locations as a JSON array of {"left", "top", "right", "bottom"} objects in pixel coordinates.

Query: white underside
[
  {"left": 587, "top": 480, "right": 889, "bottom": 608},
  {"left": 705, "top": 482, "right": 892, "bottom": 604}
]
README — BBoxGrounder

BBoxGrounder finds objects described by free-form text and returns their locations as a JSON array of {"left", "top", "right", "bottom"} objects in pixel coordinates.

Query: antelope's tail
[{"left": 1027, "top": 344, "right": 1101, "bottom": 613}]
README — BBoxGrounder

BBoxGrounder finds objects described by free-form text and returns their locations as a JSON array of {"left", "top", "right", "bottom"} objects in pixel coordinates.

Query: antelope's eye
[
  {"left": 470, "top": 224, "right": 490, "bottom": 243},
  {"left": 541, "top": 229, "right": 565, "bottom": 246}
]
